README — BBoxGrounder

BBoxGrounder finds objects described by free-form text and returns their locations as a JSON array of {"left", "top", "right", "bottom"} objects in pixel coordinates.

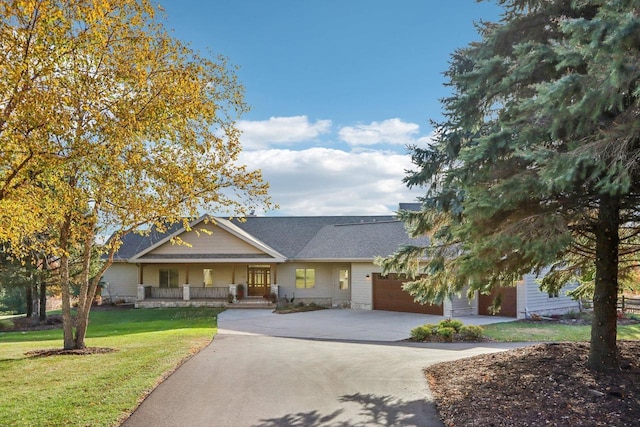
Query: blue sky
[{"left": 159, "top": 0, "right": 502, "bottom": 215}]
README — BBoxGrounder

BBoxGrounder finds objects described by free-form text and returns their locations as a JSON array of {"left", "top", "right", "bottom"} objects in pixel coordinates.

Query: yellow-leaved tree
[{"left": 0, "top": 0, "right": 272, "bottom": 349}]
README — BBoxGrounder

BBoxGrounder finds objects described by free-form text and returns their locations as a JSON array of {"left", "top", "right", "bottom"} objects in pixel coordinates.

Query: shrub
[
  {"left": 438, "top": 318, "right": 464, "bottom": 333},
  {"left": 459, "top": 325, "right": 484, "bottom": 340},
  {"left": 437, "top": 326, "right": 456, "bottom": 341},
  {"left": 410, "top": 324, "right": 436, "bottom": 341}
]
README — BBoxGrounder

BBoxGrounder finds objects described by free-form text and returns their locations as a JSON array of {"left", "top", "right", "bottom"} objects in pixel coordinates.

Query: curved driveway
[{"left": 123, "top": 309, "right": 522, "bottom": 427}]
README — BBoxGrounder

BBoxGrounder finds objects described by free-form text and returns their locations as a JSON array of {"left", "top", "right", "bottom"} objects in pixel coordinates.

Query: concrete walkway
[{"left": 122, "top": 309, "right": 521, "bottom": 427}]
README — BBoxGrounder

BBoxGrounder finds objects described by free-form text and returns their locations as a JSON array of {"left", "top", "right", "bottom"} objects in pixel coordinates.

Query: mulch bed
[
  {"left": 274, "top": 304, "right": 328, "bottom": 314},
  {"left": 426, "top": 341, "right": 640, "bottom": 427},
  {"left": 25, "top": 347, "right": 117, "bottom": 357},
  {"left": 9, "top": 314, "right": 71, "bottom": 331}
]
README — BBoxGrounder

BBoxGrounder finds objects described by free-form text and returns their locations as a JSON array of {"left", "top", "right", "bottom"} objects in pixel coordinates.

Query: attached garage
[
  {"left": 478, "top": 286, "right": 517, "bottom": 317},
  {"left": 372, "top": 273, "right": 443, "bottom": 315}
]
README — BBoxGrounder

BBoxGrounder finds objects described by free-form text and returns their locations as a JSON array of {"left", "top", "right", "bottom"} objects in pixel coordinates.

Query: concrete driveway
[
  {"left": 123, "top": 309, "right": 521, "bottom": 427},
  {"left": 217, "top": 308, "right": 514, "bottom": 341}
]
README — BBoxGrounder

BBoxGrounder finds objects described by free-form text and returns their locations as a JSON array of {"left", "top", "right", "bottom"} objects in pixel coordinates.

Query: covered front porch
[
  {"left": 133, "top": 261, "right": 281, "bottom": 308},
  {"left": 135, "top": 282, "right": 279, "bottom": 309}
]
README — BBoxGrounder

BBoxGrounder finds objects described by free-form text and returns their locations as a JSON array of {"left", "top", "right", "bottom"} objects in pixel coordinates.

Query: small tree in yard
[
  {"left": 381, "top": 0, "right": 640, "bottom": 371},
  {"left": 0, "top": 0, "right": 272, "bottom": 349}
]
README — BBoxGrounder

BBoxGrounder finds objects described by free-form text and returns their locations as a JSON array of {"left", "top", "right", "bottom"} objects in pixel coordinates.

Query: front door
[{"left": 247, "top": 266, "right": 271, "bottom": 297}]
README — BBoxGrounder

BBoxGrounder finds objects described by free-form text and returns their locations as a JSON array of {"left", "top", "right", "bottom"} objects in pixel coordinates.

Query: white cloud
[
  {"left": 238, "top": 116, "right": 332, "bottom": 149},
  {"left": 338, "top": 118, "right": 427, "bottom": 146},
  {"left": 240, "top": 147, "right": 422, "bottom": 216}
]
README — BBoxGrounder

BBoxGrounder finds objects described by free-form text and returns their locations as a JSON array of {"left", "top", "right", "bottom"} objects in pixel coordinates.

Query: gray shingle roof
[
  {"left": 231, "top": 216, "right": 397, "bottom": 258},
  {"left": 111, "top": 214, "right": 428, "bottom": 262},
  {"left": 295, "top": 220, "right": 430, "bottom": 260},
  {"left": 111, "top": 221, "right": 185, "bottom": 261}
]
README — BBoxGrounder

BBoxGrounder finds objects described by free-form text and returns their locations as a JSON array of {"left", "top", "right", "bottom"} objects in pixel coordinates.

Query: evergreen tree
[{"left": 382, "top": 0, "right": 640, "bottom": 370}]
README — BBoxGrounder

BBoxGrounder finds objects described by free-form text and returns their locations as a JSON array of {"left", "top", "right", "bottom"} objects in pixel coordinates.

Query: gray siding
[
  {"left": 522, "top": 273, "right": 580, "bottom": 319},
  {"left": 275, "top": 262, "right": 334, "bottom": 305},
  {"left": 101, "top": 263, "right": 138, "bottom": 302},
  {"left": 447, "top": 286, "right": 475, "bottom": 317},
  {"left": 350, "top": 262, "right": 379, "bottom": 309}
]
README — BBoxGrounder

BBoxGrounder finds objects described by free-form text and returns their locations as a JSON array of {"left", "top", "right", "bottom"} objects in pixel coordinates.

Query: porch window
[
  {"left": 203, "top": 269, "right": 213, "bottom": 287},
  {"left": 159, "top": 269, "right": 179, "bottom": 288},
  {"left": 338, "top": 269, "right": 349, "bottom": 290},
  {"left": 295, "top": 268, "right": 315, "bottom": 288}
]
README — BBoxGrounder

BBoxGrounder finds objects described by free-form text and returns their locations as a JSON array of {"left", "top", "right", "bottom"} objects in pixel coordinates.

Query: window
[
  {"left": 159, "top": 269, "right": 179, "bottom": 288},
  {"left": 295, "top": 268, "right": 315, "bottom": 288},
  {"left": 338, "top": 269, "right": 349, "bottom": 290},
  {"left": 203, "top": 269, "right": 213, "bottom": 287}
]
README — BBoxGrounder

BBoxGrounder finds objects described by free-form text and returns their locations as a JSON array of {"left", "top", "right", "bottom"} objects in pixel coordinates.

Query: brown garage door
[
  {"left": 372, "top": 273, "right": 443, "bottom": 315},
  {"left": 478, "top": 286, "right": 517, "bottom": 317}
]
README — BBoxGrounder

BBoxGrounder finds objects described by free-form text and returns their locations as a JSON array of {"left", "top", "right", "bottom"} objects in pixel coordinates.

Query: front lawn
[
  {"left": 0, "top": 307, "right": 222, "bottom": 427},
  {"left": 483, "top": 317, "right": 640, "bottom": 342}
]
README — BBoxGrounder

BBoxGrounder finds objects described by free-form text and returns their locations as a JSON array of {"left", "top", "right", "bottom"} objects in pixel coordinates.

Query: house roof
[
  {"left": 128, "top": 216, "right": 286, "bottom": 263},
  {"left": 229, "top": 215, "right": 398, "bottom": 258},
  {"left": 112, "top": 221, "right": 186, "bottom": 261},
  {"left": 294, "top": 220, "right": 429, "bottom": 260},
  {"left": 111, "top": 213, "right": 429, "bottom": 263}
]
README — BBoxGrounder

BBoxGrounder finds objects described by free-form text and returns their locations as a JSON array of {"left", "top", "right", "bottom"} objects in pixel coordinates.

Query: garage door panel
[{"left": 372, "top": 273, "right": 443, "bottom": 315}]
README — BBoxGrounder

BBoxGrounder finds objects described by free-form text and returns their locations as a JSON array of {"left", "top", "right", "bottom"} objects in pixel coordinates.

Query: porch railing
[
  {"left": 150, "top": 287, "right": 182, "bottom": 299},
  {"left": 191, "top": 287, "right": 228, "bottom": 299},
  {"left": 144, "top": 286, "right": 228, "bottom": 300}
]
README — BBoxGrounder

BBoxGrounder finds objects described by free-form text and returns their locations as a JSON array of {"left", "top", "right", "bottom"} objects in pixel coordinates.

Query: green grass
[
  {"left": 483, "top": 320, "right": 640, "bottom": 342},
  {"left": 0, "top": 307, "right": 222, "bottom": 427}
]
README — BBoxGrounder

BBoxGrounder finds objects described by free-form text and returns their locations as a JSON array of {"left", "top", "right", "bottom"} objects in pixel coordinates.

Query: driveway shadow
[{"left": 256, "top": 393, "right": 437, "bottom": 427}]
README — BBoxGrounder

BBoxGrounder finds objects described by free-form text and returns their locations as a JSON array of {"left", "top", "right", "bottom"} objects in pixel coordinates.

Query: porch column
[
  {"left": 185, "top": 266, "right": 190, "bottom": 285},
  {"left": 229, "top": 284, "right": 237, "bottom": 303},
  {"left": 138, "top": 264, "right": 144, "bottom": 284},
  {"left": 443, "top": 297, "right": 453, "bottom": 318},
  {"left": 137, "top": 285, "right": 145, "bottom": 301},
  {"left": 183, "top": 284, "right": 190, "bottom": 301}
]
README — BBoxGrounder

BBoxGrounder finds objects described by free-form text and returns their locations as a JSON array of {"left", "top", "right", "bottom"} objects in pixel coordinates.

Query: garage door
[
  {"left": 478, "top": 286, "right": 517, "bottom": 317},
  {"left": 372, "top": 273, "right": 443, "bottom": 315}
]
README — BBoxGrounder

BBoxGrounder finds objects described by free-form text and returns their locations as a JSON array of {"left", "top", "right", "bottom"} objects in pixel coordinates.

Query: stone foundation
[
  {"left": 135, "top": 300, "right": 227, "bottom": 309},
  {"left": 350, "top": 302, "right": 372, "bottom": 310}
]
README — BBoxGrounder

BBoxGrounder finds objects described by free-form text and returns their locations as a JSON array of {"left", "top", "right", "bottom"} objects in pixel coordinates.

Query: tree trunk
[
  {"left": 25, "top": 283, "right": 33, "bottom": 318},
  {"left": 39, "top": 280, "right": 47, "bottom": 322},
  {"left": 60, "top": 214, "right": 75, "bottom": 350},
  {"left": 74, "top": 316, "right": 88, "bottom": 349},
  {"left": 72, "top": 210, "right": 100, "bottom": 350},
  {"left": 588, "top": 194, "right": 620, "bottom": 371}
]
